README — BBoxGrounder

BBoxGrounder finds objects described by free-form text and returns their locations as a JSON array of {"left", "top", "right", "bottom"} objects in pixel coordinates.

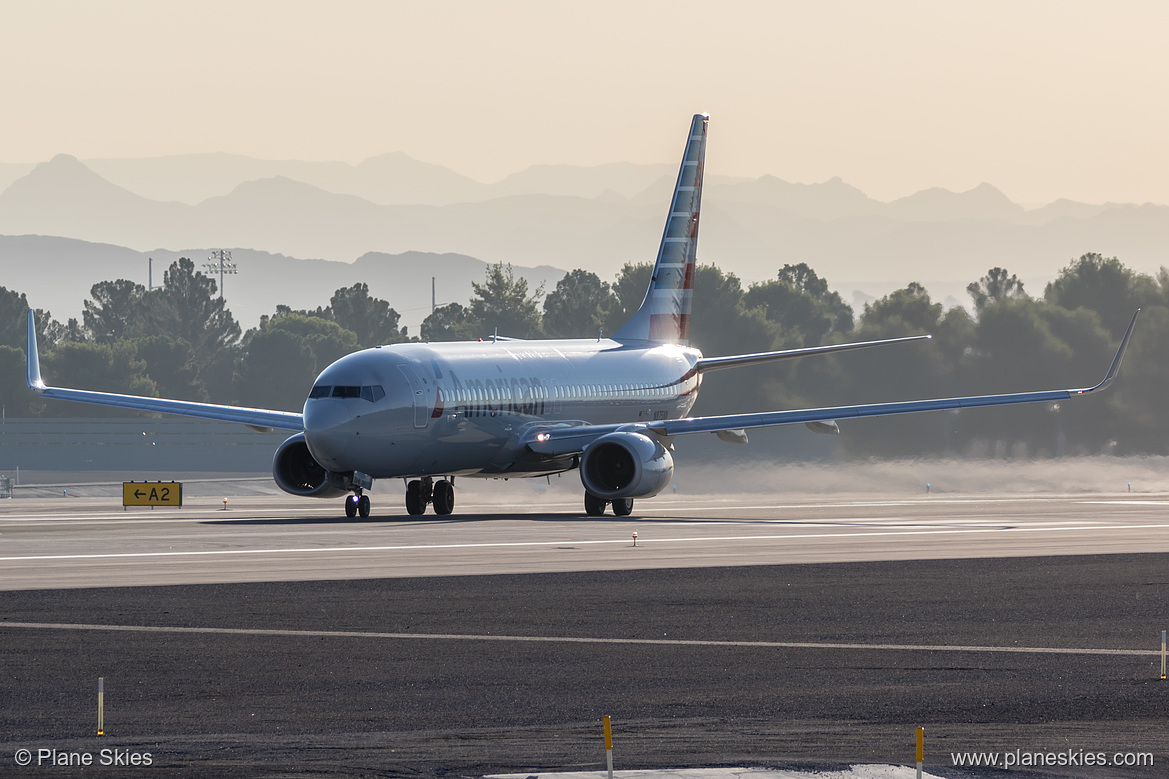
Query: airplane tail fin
[{"left": 612, "top": 113, "right": 708, "bottom": 345}]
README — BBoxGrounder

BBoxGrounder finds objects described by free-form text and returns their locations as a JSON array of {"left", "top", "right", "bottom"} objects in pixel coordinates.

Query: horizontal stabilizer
[{"left": 696, "top": 334, "right": 930, "bottom": 373}]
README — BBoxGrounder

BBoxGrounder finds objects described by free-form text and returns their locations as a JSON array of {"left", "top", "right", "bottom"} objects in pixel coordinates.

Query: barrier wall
[{"left": 0, "top": 418, "right": 289, "bottom": 472}]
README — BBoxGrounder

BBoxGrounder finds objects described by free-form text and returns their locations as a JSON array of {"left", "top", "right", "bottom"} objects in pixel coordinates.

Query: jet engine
[
  {"left": 579, "top": 431, "right": 674, "bottom": 500},
  {"left": 272, "top": 433, "right": 349, "bottom": 498}
]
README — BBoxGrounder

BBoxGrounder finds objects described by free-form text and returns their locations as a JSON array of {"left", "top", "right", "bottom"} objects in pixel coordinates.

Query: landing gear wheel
[
  {"left": 611, "top": 498, "right": 634, "bottom": 516},
  {"left": 433, "top": 480, "right": 455, "bottom": 515},
  {"left": 405, "top": 480, "right": 426, "bottom": 515},
  {"left": 358, "top": 494, "right": 371, "bottom": 518},
  {"left": 344, "top": 495, "right": 358, "bottom": 518},
  {"left": 584, "top": 492, "right": 607, "bottom": 517}
]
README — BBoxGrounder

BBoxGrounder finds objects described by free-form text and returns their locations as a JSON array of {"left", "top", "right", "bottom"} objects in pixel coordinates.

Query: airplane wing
[
  {"left": 25, "top": 311, "right": 304, "bottom": 432},
  {"left": 526, "top": 309, "right": 1139, "bottom": 456},
  {"left": 695, "top": 334, "right": 930, "bottom": 373}
]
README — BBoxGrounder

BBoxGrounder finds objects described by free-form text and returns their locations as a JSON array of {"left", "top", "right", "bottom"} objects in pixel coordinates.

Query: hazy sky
[{"left": 4, "top": 1, "right": 1168, "bottom": 205}]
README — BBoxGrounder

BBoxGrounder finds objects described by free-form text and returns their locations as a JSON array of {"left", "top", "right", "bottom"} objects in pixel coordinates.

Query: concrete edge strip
[{"left": 5, "top": 523, "right": 1169, "bottom": 563}]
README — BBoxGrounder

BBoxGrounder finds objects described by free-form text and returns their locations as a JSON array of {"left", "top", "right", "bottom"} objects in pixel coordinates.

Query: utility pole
[
  {"left": 432, "top": 277, "right": 436, "bottom": 315},
  {"left": 148, "top": 257, "right": 153, "bottom": 291},
  {"left": 203, "top": 250, "right": 238, "bottom": 298}
]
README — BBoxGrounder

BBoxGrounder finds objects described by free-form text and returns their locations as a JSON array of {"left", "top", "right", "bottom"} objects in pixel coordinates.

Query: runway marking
[
  {"left": 2, "top": 523, "right": 1168, "bottom": 562},
  {"left": 1086, "top": 500, "right": 1169, "bottom": 506},
  {"left": 3, "top": 494, "right": 1153, "bottom": 525},
  {"left": 0, "top": 621, "right": 1156, "bottom": 657},
  {"left": 0, "top": 493, "right": 1159, "bottom": 531}
]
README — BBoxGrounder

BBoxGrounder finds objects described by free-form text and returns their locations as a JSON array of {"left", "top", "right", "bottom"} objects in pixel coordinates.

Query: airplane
[{"left": 25, "top": 114, "right": 1138, "bottom": 519}]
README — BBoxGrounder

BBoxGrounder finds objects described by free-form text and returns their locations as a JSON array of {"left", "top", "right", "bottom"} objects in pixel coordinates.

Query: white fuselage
[{"left": 302, "top": 338, "right": 703, "bottom": 479}]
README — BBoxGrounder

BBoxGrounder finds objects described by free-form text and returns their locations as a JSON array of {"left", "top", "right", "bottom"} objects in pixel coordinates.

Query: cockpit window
[
  {"left": 309, "top": 384, "right": 385, "bottom": 402},
  {"left": 361, "top": 385, "right": 386, "bottom": 402}
]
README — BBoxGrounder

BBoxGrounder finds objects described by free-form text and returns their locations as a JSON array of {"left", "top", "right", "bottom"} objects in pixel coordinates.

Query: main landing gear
[
  {"left": 344, "top": 491, "right": 371, "bottom": 518},
  {"left": 405, "top": 475, "right": 456, "bottom": 516},
  {"left": 584, "top": 492, "right": 634, "bottom": 517}
]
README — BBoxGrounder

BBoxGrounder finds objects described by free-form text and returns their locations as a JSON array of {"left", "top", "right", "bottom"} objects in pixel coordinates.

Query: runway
[
  {"left": 4, "top": 491, "right": 1169, "bottom": 589},
  {"left": 2, "top": 490, "right": 1168, "bottom": 777}
]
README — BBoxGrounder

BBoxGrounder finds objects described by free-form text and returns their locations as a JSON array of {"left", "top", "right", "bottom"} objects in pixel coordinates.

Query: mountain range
[
  {"left": 1, "top": 152, "right": 1167, "bottom": 331},
  {"left": 0, "top": 235, "right": 561, "bottom": 338}
]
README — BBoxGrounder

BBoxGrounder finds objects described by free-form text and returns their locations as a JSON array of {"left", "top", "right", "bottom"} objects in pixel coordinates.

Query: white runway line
[
  {"left": 2, "top": 522, "right": 1167, "bottom": 563},
  {"left": 1086, "top": 500, "right": 1169, "bottom": 506},
  {"left": 0, "top": 621, "right": 1157, "bottom": 657},
  {"left": 0, "top": 494, "right": 1154, "bottom": 526}
]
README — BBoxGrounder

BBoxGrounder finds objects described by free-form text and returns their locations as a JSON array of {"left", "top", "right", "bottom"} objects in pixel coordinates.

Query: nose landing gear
[
  {"left": 405, "top": 476, "right": 456, "bottom": 516},
  {"left": 344, "top": 491, "right": 372, "bottom": 518}
]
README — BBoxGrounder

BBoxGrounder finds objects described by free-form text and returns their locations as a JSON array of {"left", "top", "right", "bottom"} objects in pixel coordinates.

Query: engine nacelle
[
  {"left": 579, "top": 431, "right": 674, "bottom": 500},
  {"left": 272, "top": 433, "right": 349, "bottom": 498}
]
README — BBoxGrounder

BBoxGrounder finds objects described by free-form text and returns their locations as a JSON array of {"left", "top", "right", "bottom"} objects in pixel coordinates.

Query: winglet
[
  {"left": 1076, "top": 308, "right": 1139, "bottom": 395},
  {"left": 26, "top": 310, "right": 44, "bottom": 390}
]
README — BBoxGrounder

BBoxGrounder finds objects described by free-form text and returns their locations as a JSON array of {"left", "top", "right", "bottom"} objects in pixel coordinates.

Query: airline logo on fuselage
[{"left": 445, "top": 372, "right": 546, "bottom": 417}]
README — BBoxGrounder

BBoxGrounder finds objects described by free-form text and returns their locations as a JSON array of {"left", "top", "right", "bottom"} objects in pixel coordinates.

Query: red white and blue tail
[{"left": 612, "top": 113, "right": 708, "bottom": 345}]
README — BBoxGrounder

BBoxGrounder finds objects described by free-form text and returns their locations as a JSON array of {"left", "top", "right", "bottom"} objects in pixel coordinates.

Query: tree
[
  {"left": 968, "top": 298, "right": 1112, "bottom": 453},
  {"left": 684, "top": 265, "right": 783, "bottom": 415},
  {"left": 967, "top": 267, "right": 1028, "bottom": 313},
  {"left": 83, "top": 279, "right": 147, "bottom": 343},
  {"left": 542, "top": 269, "right": 617, "bottom": 338},
  {"left": 135, "top": 335, "right": 207, "bottom": 401},
  {"left": 233, "top": 309, "right": 360, "bottom": 411},
  {"left": 144, "top": 258, "right": 241, "bottom": 375},
  {"left": 0, "top": 289, "right": 62, "bottom": 354},
  {"left": 234, "top": 328, "right": 317, "bottom": 412},
  {"left": 32, "top": 309, "right": 66, "bottom": 349},
  {"left": 421, "top": 302, "right": 477, "bottom": 342},
  {"left": 860, "top": 282, "right": 943, "bottom": 336},
  {"left": 263, "top": 312, "right": 359, "bottom": 370},
  {"left": 40, "top": 341, "right": 156, "bottom": 417},
  {"left": 1044, "top": 253, "right": 1148, "bottom": 339},
  {"left": 1108, "top": 303, "right": 1169, "bottom": 452},
  {"left": 0, "top": 287, "right": 33, "bottom": 350},
  {"left": 688, "top": 265, "right": 779, "bottom": 358},
  {"left": 828, "top": 282, "right": 972, "bottom": 456},
  {"left": 328, "top": 283, "right": 405, "bottom": 347},
  {"left": 0, "top": 346, "right": 39, "bottom": 417},
  {"left": 469, "top": 263, "right": 543, "bottom": 338},
  {"left": 605, "top": 263, "right": 654, "bottom": 335},
  {"left": 745, "top": 263, "right": 853, "bottom": 344},
  {"left": 80, "top": 263, "right": 241, "bottom": 401}
]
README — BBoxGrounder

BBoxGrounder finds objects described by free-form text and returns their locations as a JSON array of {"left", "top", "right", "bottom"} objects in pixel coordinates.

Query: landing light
[{"left": 536, "top": 432, "right": 551, "bottom": 443}]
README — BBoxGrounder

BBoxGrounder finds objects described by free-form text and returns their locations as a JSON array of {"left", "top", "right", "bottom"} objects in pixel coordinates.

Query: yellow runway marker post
[
  {"left": 97, "top": 677, "right": 104, "bottom": 736},
  {"left": 1161, "top": 630, "right": 1166, "bottom": 679},
  {"left": 603, "top": 715, "right": 613, "bottom": 779},
  {"left": 916, "top": 726, "right": 923, "bottom": 779}
]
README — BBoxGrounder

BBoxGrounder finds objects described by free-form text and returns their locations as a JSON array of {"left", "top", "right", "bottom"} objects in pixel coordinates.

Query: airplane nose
[{"left": 303, "top": 400, "right": 354, "bottom": 470}]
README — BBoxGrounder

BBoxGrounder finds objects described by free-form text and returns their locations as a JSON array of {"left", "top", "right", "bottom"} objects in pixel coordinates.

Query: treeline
[{"left": 0, "top": 253, "right": 1164, "bottom": 458}]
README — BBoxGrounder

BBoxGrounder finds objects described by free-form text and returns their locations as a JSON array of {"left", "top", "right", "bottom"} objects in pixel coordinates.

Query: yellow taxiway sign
[{"left": 122, "top": 481, "right": 182, "bottom": 507}]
